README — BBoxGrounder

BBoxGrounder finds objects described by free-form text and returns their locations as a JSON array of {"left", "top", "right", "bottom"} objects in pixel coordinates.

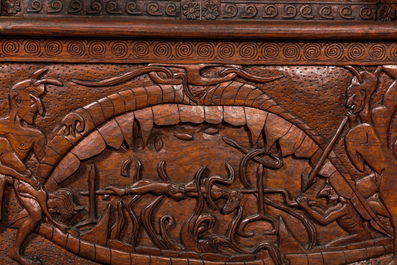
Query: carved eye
[
  {"left": 30, "top": 94, "right": 39, "bottom": 107},
  {"left": 360, "top": 90, "right": 366, "bottom": 97}
]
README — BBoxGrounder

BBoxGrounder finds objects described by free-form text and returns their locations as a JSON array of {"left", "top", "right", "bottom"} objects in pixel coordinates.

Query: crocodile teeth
[
  {"left": 98, "top": 119, "right": 124, "bottom": 150},
  {"left": 264, "top": 113, "right": 292, "bottom": 151},
  {"left": 134, "top": 107, "right": 154, "bottom": 147},
  {"left": 245, "top": 107, "right": 268, "bottom": 145},
  {"left": 51, "top": 152, "right": 81, "bottom": 185},
  {"left": 115, "top": 111, "right": 135, "bottom": 148},
  {"left": 71, "top": 130, "right": 106, "bottom": 160}
]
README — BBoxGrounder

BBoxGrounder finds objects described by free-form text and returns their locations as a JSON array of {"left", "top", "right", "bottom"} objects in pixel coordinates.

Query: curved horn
[
  {"left": 31, "top": 68, "right": 48, "bottom": 80},
  {"left": 344, "top": 66, "right": 363, "bottom": 83},
  {"left": 33, "top": 79, "right": 63, "bottom": 87},
  {"left": 374, "top": 66, "right": 383, "bottom": 77}
]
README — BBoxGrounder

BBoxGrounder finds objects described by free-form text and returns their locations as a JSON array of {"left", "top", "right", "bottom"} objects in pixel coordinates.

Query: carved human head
[
  {"left": 222, "top": 190, "right": 243, "bottom": 214},
  {"left": 9, "top": 69, "right": 62, "bottom": 124},
  {"left": 345, "top": 67, "right": 378, "bottom": 114},
  {"left": 48, "top": 189, "right": 83, "bottom": 224},
  {"left": 317, "top": 179, "right": 340, "bottom": 204}
]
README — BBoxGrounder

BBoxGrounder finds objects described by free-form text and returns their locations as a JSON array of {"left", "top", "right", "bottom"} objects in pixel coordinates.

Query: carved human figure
[
  {"left": 297, "top": 179, "right": 370, "bottom": 247},
  {"left": 106, "top": 178, "right": 243, "bottom": 214},
  {"left": 0, "top": 69, "right": 68, "bottom": 265},
  {"left": 355, "top": 173, "right": 390, "bottom": 218},
  {"left": 343, "top": 65, "right": 397, "bottom": 264}
]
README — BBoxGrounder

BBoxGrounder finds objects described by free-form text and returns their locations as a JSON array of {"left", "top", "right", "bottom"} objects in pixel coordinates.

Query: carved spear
[{"left": 301, "top": 114, "right": 349, "bottom": 192}]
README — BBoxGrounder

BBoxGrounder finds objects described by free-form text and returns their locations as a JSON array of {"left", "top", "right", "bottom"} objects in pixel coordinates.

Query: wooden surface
[
  {"left": 1, "top": 2, "right": 397, "bottom": 265},
  {"left": 1, "top": 18, "right": 397, "bottom": 40}
]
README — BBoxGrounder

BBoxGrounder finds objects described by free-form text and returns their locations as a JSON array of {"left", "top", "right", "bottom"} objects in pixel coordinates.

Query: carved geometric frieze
[
  {"left": 1, "top": 39, "right": 397, "bottom": 65},
  {"left": 2, "top": 0, "right": 396, "bottom": 22}
]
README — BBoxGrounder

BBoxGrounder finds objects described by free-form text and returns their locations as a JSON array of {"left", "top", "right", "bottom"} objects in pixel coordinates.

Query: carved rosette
[
  {"left": 0, "top": 0, "right": 395, "bottom": 21},
  {"left": 3, "top": 0, "right": 21, "bottom": 14}
]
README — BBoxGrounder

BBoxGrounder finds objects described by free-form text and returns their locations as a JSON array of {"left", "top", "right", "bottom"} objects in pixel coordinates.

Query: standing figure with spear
[
  {"left": 303, "top": 65, "right": 397, "bottom": 265},
  {"left": 343, "top": 65, "right": 397, "bottom": 265}
]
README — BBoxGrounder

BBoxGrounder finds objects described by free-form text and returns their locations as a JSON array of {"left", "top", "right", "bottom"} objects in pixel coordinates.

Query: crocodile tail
[
  {"left": 37, "top": 221, "right": 393, "bottom": 265},
  {"left": 38, "top": 223, "right": 134, "bottom": 265}
]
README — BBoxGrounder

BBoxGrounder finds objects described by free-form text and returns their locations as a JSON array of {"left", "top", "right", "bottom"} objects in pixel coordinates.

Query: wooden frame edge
[{"left": 0, "top": 17, "right": 397, "bottom": 40}]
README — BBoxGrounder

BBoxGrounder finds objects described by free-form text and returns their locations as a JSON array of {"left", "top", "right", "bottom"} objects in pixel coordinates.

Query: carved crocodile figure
[
  {"left": 35, "top": 222, "right": 392, "bottom": 265},
  {"left": 25, "top": 68, "right": 392, "bottom": 265}
]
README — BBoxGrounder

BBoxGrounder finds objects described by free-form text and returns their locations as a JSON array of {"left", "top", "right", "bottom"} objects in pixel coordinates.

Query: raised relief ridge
[
  {"left": 2, "top": 0, "right": 396, "bottom": 22},
  {"left": 0, "top": 65, "right": 396, "bottom": 264},
  {"left": 1, "top": 40, "right": 397, "bottom": 65}
]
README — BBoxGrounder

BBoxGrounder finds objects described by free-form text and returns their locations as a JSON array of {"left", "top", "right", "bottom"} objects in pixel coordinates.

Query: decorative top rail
[
  {"left": 1, "top": 17, "right": 397, "bottom": 40},
  {"left": 2, "top": 0, "right": 394, "bottom": 22}
]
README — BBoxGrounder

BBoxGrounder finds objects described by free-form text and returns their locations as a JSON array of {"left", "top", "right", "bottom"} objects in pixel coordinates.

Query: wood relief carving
[
  {"left": 3, "top": 40, "right": 397, "bottom": 65},
  {"left": 1, "top": 1, "right": 397, "bottom": 263},
  {"left": 0, "top": 62, "right": 395, "bottom": 264},
  {"left": 1, "top": 0, "right": 396, "bottom": 21}
]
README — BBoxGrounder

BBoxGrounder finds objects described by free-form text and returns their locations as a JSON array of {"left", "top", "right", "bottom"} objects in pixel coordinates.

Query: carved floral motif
[
  {"left": 3, "top": 0, "right": 21, "bottom": 14},
  {"left": 202, "top": 0, "right": 219, "bottom": 20},
  {"left": 183, "top": 1, "right": 200, "bottom": 20},
  {"left": 0, "top": 0, "right": 393, "bottom": 21},
  {"left": 379, "top": 5, "right": 397, "bottom": 21}
]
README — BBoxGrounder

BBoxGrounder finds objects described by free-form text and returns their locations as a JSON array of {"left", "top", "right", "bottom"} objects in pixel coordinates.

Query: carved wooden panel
[
  {"left": 1, "top": 2, "right": 397, "bottom": 265},
  {"left": 1, "top": 0, "right": 396, "bottom": 21}
]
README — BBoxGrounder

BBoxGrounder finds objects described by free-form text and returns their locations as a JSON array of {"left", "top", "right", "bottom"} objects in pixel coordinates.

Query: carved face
[
  {"left": 346, "top": 77, "right": 366, "bottom": 114},
  {"left": 222, "top": 190, "right": 243, "bottom": 214},
  {"left": 317, "top": 181, "right": 339, "bottom": 204},
  {"left": 47, "top": 189, "right": 82, "bottom": 224},
  {"left": 345, "top": 71, "right": 378, "bottom": 115},
  {"left": 14, "top": 85, "right": 45, "bottom": 125}
]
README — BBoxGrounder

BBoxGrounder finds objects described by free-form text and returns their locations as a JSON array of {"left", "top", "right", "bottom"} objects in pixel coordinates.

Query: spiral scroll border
[{"left": 0, "top": 40, "right": 396, "bottom": 64}]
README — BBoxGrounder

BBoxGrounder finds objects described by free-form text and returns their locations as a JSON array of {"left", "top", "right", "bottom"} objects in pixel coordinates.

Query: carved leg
[
  {"left": 33, "top": 188, "right": 69, "bottom": 232},
  {"left": 7, "top": 195, "right": 42, "bottom": 265},
  {"left": 381, "top": 194, "right": 397, "bottom": 265},
  {"left": 0, "top": 174, "right": 8, "bottom": 221},
  {"left": 367, "top": 199, "right": 390, "bottom": 217},
  {"left": 17, "top": 181, "right": 68, "bottom": 233}
]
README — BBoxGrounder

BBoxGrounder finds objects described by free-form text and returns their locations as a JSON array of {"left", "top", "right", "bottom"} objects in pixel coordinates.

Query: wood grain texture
[
  {"left": 0, "top": 5, "right": 397, "bottom": 264},
  {"left": 0, "top": 18, "right": 396, "bottom": 40}
]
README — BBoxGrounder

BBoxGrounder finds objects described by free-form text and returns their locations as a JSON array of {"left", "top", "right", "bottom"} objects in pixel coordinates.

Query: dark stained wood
[
  {"left": 1, "top": 18, "right": 397, "bottom": 40},
  {"left": 1, "top": 3, "right": 397, "bottom": 265}
]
